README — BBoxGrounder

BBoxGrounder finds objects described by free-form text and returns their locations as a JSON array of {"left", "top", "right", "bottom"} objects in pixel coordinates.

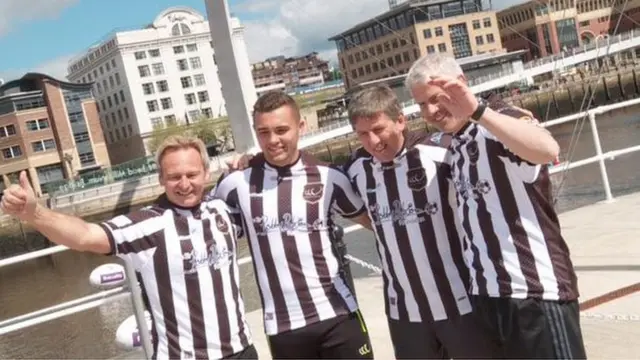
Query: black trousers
[
  {"left": 470, "top": 295, "right": 587, "bottom": 359},
  {"left": 267, "top": 311, "right": 373, "bottom": 359},
  {"left": 388, "top": 313, "right": 498, "bottom": 359}
]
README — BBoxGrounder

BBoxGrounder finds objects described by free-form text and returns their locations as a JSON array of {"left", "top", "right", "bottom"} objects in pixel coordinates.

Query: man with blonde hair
[
  {"left": 1, "top": 135, "right": 258, "bottom": 360},
  {"left": 405, "top": 52, "right": 585, "bottom": 359}
]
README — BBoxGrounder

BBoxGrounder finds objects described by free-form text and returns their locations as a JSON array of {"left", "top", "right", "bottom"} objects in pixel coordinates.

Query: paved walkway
[
  {"left": 117, "top": 192, "right": 640, "bottom": 359},
  {"left": 246, "top": 192, "right": 640, "bottom": 359}
]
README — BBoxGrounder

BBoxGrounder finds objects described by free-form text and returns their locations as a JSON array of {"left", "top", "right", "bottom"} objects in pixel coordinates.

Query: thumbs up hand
[{"left": 1, "top": 170, "right": 38, "bottom": 221}]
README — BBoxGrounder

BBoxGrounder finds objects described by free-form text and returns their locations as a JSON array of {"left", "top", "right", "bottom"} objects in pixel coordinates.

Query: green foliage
[{"left": 147, "top": 116, "right": 233, "bottom": 154}]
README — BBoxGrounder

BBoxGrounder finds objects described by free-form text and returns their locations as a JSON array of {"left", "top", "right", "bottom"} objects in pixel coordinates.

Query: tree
[{"left": 147, "top": 115, "right": 234, "bottom": 155}]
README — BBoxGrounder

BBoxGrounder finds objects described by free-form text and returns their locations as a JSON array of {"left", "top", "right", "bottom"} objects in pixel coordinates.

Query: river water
[{"left": 1, "top": 112, "right": 639, "bottom": 359}]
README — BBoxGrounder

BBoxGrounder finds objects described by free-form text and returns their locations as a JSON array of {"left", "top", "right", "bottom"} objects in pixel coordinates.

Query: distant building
[
  {"left": 0, "top": 73, "right": 110, "bottom": 195},
  {"left": 66, "top": 7, "right": 253, "bottom": 164},
  {"left": 329, "top": 0, "right": 504, "bottom": 89},
  {"left": 497, "top": 0, "right": 640, "bottom": 60},
  {"left": 251, "top": 52, "right": 331, "bottom": 95}
]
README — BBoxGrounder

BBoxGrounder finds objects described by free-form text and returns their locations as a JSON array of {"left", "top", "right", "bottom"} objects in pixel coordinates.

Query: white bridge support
[{"left": 205, "top": 0, "right": 258, "bottom": 153}]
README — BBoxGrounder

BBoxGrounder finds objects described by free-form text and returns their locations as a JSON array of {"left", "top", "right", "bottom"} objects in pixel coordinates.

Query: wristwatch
[{"left": 470, "top": 97, "right": 487, "bottom": 123}]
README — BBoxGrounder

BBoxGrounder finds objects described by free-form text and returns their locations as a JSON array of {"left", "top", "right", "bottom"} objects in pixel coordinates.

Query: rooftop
[{"left": 328, "top": 0, "right": 492, "bottom": 41}]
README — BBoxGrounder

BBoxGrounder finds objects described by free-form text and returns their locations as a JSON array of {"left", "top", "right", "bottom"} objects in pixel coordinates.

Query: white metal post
[
  {"left": 123, "top": 261, "right": 153, "bottom": 359},
  {"left": 588, "top": 111, "right": 614, "bottom": 202}
]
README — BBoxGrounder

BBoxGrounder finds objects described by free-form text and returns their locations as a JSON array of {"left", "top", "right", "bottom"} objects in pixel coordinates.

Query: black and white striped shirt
[
  {"left": 345, "top": 132, "right": 471, "bottom": 323},
  {"left": 100, "top": 195, "right": 252, "bottom": 359},
  {"left": 449, "top": 102, "right": 579, "bottom": 301},
  {"left": 213, "top": 152, "right": 362, "bottom": 335}
]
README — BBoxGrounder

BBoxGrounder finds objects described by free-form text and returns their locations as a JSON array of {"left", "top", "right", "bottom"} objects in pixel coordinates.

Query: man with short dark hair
[
  {"left": 212, "top": 91, "right": 374, "bottom": 359},
  {"left": 344, "top": 84, "right": 496, "bottom": 359}
]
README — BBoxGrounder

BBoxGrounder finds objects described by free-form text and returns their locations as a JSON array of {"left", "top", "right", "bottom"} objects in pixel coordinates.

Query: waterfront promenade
[
  {"left": 113, "top": 192, "right": 640, "bottom": 359},
  {"left": 240, "top": 192, "right": 640, "bottom": 359}
]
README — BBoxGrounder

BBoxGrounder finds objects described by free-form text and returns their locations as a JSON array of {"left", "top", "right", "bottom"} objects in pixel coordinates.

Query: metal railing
[{"left": 2, "top": 96, "right": 640, "bottom": 359}]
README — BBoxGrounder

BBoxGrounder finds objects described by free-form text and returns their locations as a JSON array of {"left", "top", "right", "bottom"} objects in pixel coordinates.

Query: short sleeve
[
  {"left": 329, "top": 167, "right": 365, "bottom": 218},
  {"left": 210, "top": 172, "right": 241, "bottom": 212},
  {"left": 478, "top": 106, "right": 544, "bottom": 183},
  {"left": 98, "top": 209, "right": 164, "bottom": 270}
]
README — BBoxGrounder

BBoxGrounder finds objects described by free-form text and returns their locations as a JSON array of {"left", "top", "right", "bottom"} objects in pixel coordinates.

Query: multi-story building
[
  {"left": 329, "top": 0, "right": 503, "bottom": 89},
  {"left": 251, "top": 52, "right": 331, "bottom": 95},
  {"left": 0, "top": 73, "right": 110, "bottom": 196},
  {"left": 497, "top": 0, "right": 640, "bottom": 60},
  {"left": 66, "top": 7, "right": 251, "bottom": 164}
]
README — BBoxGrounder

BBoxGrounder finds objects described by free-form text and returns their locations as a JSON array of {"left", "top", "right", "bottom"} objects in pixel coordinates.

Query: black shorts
[
  {"left": 223, "top": 345, "right": 258, "bottom": 359},
  {"left": 471, "top": 295, "right": 587, "bottom": 359},
  {"left": 267, "top": 310, "right": 373, "bottom": 359},
  {"left": 388, "top": 313, "right": 498, "bottom": 359}
]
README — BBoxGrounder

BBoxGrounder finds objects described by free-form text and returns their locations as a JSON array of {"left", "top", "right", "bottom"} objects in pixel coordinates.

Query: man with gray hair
[
  {"left": 405, "top": 53, "right": 585, "bottom": 359},
  {"left": 343, "top": 84, "right": 497, "bottom": 359}
]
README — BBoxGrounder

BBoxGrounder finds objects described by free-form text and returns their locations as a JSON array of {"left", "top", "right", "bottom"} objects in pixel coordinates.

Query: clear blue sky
[{"left": 0, "top": 0, "right": 263, "bottom": 80}]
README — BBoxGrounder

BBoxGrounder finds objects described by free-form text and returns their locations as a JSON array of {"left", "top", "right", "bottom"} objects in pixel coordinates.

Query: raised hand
[
  {"left": 1, "top": 171, "right": 38, "bottom": 221},
  {"left": 428, "top": 75, "right": 479, "bottom": 121}
]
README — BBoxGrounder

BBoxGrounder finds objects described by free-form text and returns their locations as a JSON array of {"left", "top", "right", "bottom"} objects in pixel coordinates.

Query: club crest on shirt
[
  {"left": 302, "top": 182, "right": 324, "bottom": 204},
  {"left": 406, "top": 167, "right": 427, "bottom": 191}
]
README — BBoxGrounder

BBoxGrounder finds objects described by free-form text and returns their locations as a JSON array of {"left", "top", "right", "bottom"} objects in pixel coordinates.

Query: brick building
[
  {"left": 0, "top": 73, "right": 110, "bottom": 196},
  {"left": 497, "top": 0, "right": 640, "bottom": 60},
  {"left": 251, "top": 52, "right": 331, "bottom": 94}
]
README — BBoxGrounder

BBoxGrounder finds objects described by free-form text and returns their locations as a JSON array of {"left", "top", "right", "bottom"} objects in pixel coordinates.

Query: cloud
[
  {"left": 0, "top": 0, "right": 79, "bottom": 37},
  {"left": 0, "top": 54, "right": 76, "bottom": 83},
  {"left": 238, "top": 0, "right": 523, "bottom": 67},
  {"left": 239, "top": 0, "right": 389, "bottom": 65}
]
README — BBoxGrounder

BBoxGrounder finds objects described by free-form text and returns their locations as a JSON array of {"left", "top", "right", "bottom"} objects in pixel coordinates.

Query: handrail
[{"left": 2, "top": 96, "right": 640, "bottom": 358}]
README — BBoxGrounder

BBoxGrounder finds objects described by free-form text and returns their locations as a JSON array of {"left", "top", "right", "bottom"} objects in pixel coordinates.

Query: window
[
  {"left": 472, "top": 20, "right": 481, "bottom": 29},
  {"left": 149, "top": 49, "right": 160, "bottom": 57},
  {"left": 156, "top": 80, "right": 169, "bottom": 92},
  {"left": 107, "top": 96, "right": 113, "bottom": 108},
  {"left": 119, "top": 90, "right": 125, "bottom": 102},
  {"left": 118, "top": 109, "right": 123, "bottom": 122},
  {"left": 135, "top": 51, "right": 146, "bottom": 60},
  {"left": 476, "top": 35, "right": 484, "bottom": 45},
  {"left": 177, "top": 59, "right": 189, "bottom": 71},
  {"left": 150, "top": 117, "right": 162, "bottom": 127},
  {"left": 160, "top": 97, "right": 173, "bottom": 110},
  {"left": 197, "top": 91, "right": 209, "bottom": 103},
  {"left": 68, "top": 111, "right": 84, "bottom": 123},
  {"left": 188, "top": 110, "right": 200, "bottom": 120},
  {"left": 201, "top": 108, "right": 212, "bottom": 118},
  {"left": 190, "top": 57, "right": 202, "bottom": 69},
  {"left": 194, "top": 74, "right": 206, "bottom": 86},
  {"left": 423, "top": 29, "right": 432, "bottom": 38},
  {"left": 147, "top": 100, "right": 159, "bottom": 112},
  {"left": 483, "top": 17, "right": 492, "bottom": 27},
  {"left": 109, "top": 76, "right": 115, "bottom": 88},
  {"left": 106, "top": 63, "right": 111, "bottom": 72},
  {"left": 487, "top": 34, "right": 495, "bottom": 43},
  {"left": 111, "top": 59, "right": 116, "bottom": 68},
  {"left": 185, "top": 93, "right": 197, "bottom": 105},
  {"left": 152, "top": 63, "right": 165, "bottom": 75},
  {"left": 0, "top": 124, "right": 16, "bottom": 138},
  {"left": 427, "top": 45, "right": 436, "bottom": 53},
  {"left": 2, "top": 145, "right": 22, "bottom": 159},
  {"left": 32, "top": 139, "right": 56, "bottom": 152},
  {"left": 438, "top": 43, "right": 447, "bottom": 52},
  {"left": 165, "top": 115, "right": 177, "bottom": 124},
  {"left": 186, "top": 44, "right": 198, "bottom": 52},
  {"left": 79, "top": 152, "right": 95, "bottom": 165},
  {"left": 435, "top": 27, "right": 443, "bottom": 36},
  {"left": 114, "top": 93, "right": 119, "bottom": 105},
  {"left": 142, "top": 83, "right": 154, "bottom": 95},
  {"left": 127, "top": 124, "right": 133, "bottom": 135},
  {"left": 26, "top": 119, "right": 49, "bottom": 131},
  {"left": 74, "top": 131, "right": 90, "bottom": 143},
  {"left": 115, "top": 73, "right": 121, "bottom": 86},
  {"left": 124, "top": 107, "right": 129, "bottom": 119},
  {"left": 173, "top": 46, "right": 185, "bottom": 54},
  {"left": 138, "top": 65, "right": 151, "bottom": 77},
  {"left": 181, "top": 76, "right": 193, "bottom": 88}
]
